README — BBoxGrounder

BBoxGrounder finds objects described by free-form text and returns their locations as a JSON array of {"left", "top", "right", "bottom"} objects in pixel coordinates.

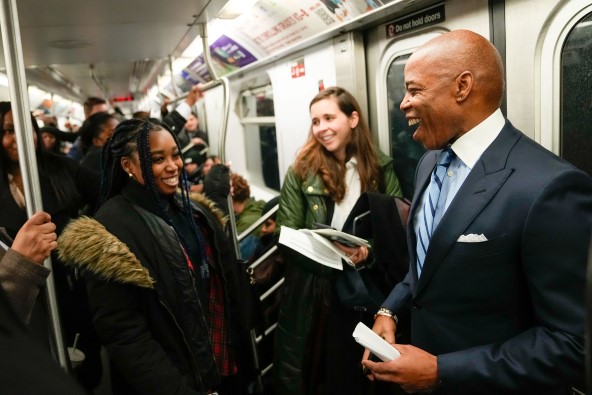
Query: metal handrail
[
  {"left": 0, "top": 0, "right": 68, "bottom": 369},
  {"left": 248, "top": 245, "right": 278, "bottom": 271},
  {"left": 238, "top": 204, "right": 278, "bottom": 242}
]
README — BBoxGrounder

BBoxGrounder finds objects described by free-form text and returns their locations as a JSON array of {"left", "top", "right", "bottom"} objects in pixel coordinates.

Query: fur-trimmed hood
[
  {"left": 57, "top": 216, "right": 155, "bottom": 289},
  {"left": 57, "top": 192, "right": 226, "bottom": 289}
]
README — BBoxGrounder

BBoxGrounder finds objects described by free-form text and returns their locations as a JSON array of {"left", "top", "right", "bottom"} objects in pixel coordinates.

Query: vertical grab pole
[
  {"left": 198, "top": 23, "right": 263, "bottom": 393},
  {"left": 0, "top": 0, "right": 68, "bottom": 369},
  {"left": 198, "top": 23, "right": 241, "bottom": 259}
]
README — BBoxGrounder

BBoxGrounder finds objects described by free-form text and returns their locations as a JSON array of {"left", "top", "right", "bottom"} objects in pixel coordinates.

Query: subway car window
[
  {"left": 240, "top": 86, "right": 280, "bottom": 191},
  {"left": 386, "top": 54, "right": 427, "bottom": 200},
  {"left": 561, "top": 12, "right": 592, "bottom": 176}
]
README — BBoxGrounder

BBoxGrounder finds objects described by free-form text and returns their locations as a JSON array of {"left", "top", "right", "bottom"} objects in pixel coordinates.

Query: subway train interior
[{"left": 1, "top": 0, "right": 592, "bottom": 393}]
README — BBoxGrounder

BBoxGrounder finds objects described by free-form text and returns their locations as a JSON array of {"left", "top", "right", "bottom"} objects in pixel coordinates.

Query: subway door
[
  {"left": 532, "top": 0, "right": 592, "bottom": 176},
  {"left": 366, "top": 0, "right": 491, "bottom": 200}
]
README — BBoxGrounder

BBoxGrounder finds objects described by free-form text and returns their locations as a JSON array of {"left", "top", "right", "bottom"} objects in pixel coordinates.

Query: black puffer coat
[{"left": 58, "top": 182, "right": 254, "bottom": 394}]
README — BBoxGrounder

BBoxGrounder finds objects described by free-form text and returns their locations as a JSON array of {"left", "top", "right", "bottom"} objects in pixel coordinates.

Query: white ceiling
[{"left": 0, "top": 0, "right": 228, "bottom": 102}]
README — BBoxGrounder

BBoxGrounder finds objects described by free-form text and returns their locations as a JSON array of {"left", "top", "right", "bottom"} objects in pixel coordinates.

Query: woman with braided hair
[{"left": 58, "top": 118, "right": 253, "bottom": 394}]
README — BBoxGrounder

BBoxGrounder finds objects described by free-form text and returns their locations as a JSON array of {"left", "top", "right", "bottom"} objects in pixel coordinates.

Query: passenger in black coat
[
  {"left": 0, "top": 102, "right": 102, "bottom": 391},
  {"left": 58, "top": 118, "right": 254, "bottom": 395},
  {"left": 0, "top": 285, "right": 88, "bottom": 395}
]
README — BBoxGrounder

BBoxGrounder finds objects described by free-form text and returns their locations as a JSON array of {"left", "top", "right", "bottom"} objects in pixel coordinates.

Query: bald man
[{"left": 362, "top": 30, "right": 592, "bottom": 393}]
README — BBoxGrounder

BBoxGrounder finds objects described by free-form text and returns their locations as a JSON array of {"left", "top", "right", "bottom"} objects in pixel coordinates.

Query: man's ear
[{"left": 455, "top": 71, "right": 473, "bottom": 102}]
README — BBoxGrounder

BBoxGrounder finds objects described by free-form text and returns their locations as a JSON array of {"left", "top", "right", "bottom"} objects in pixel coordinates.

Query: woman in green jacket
[{"left": 273, "top": 86, "right": 402, "bottom": 394}]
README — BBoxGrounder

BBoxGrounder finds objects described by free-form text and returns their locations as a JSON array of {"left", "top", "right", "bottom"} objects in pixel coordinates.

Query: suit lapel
[
  {"left": 413, "top": 122, "right": 522, "bottom": 296},
  {"left": 408, "top": 151, "right": 439, "bottom": 280}
]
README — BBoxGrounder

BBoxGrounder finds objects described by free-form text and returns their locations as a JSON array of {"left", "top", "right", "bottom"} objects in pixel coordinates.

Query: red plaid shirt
[{"left": 204, "top": 242, "right": 237, "bottom": 376}]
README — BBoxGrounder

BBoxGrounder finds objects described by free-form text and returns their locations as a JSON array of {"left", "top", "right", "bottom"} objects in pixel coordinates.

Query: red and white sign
[{"left": 291, "top": 58, "right": 305, "bottom": 78}]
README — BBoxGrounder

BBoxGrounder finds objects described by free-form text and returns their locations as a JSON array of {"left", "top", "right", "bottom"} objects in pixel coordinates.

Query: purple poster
[{"left": 183, "top": 35, "right": 258, "bottom": 84}]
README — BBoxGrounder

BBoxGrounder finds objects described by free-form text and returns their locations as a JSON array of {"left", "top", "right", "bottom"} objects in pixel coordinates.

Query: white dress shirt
[
  {"left": 414, "top": 109, "right": 506, "bottom": 233},
  {"left": 331, "top": 157, "right": 361, "bottom": 231}
]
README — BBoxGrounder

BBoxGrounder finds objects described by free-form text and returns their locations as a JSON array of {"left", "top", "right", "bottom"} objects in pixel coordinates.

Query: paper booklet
[
  {"left": 278, "top": 226, "right": 370, "bottom": 270},
  {"left": 352, "top": 322, "right": 401, "bottom": 362}
]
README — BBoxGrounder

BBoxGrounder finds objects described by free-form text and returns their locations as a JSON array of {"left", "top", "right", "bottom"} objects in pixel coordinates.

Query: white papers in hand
[
  {"left": 310, "top": 228, "right": 371, "bottom": 248},
  {"left": 352, "top": 322, "right": 400, "bottom": 362},
  {"left": 278, "top": 226, "right": 344, "bottom": 270}
]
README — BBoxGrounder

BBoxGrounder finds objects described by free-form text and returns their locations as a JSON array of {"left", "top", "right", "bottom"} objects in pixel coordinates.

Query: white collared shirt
[
  {"left": 331, "top": 157, "right": 361, "bottom": 231},
  {"left": 414, "top": 109, "right": 505, "bottom": 232}
]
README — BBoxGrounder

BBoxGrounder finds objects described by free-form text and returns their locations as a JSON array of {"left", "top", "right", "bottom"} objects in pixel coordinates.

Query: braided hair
[{"left": 99, "top": 118, "right": 209, "bottom": 278}]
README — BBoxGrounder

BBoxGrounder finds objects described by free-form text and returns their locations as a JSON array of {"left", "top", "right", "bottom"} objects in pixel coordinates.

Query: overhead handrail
[
  {"left": 181, "top": 140, "right": 209, "bottom": 156},
  {"left": 238, "top": 204, "right": 278, "bottom": 242},
  {"left": 0, "top": 0, "right": 68, "bottom": 369}
]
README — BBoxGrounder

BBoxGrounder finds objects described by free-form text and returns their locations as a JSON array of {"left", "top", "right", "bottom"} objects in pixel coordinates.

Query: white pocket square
[{"left": 457, "top": 234, "right": 488, "bottom": 243}]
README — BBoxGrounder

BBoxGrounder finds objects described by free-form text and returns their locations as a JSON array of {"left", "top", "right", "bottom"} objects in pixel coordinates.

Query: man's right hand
[
  {"left": 185, "top": 85, "right": 204, "bottom": 107},
  {"left": 11, "top": 211, "right": 57, "bottom": 264}
]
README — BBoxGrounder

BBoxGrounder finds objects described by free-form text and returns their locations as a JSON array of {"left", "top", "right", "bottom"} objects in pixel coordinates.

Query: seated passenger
[
  {"left": 247, "top": 195, "right": 284, "bottom": 324},
  {"left": 230, "top": 172, "right": 266, "bottom": 260},
  {"left": 189, "top": 154, "right": 222, "bottom": 193},
  {"left": 58, "top": 118, "right": 254, "bottom": 395},
  {"left": 261, "top": 196, "right": 278, "bottom": 237}
]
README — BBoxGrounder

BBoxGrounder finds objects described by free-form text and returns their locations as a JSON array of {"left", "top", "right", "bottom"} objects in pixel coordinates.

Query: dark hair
[
  {"left": 78, "top": 111, "right": 116, "bottom": 154},
  {"left": 83, "top": 97, "right": 106, "bottom": 117},
  {"left": 39, "top": 126, "right": 63, "bottom": 154},
  {"left": 132, "top": 111, "right": 150, "bottom": 120},
  {"left": 0, "top": 101, "right": 81, "bottom": 207},
  {"left": 99, "top": 118, "right": 209, "bottom": 277}
]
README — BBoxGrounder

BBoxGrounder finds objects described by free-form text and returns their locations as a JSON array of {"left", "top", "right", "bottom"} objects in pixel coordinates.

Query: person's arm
[
  {"left": 0, "top": 212, "right": 55, "bottom": 323},
  {"left": 365, "top": 169, "right": 592, "bottom": 392},
  {"left": 435, "top": 169, "right": 592, "bottom": 391},
  {"left": 160, "top": 97, "right": 171, "bottom": 119},
  {"left": 277, "top": 168, "right": 335, "bottom": 277},
  {"left": 162, "top": 85, "right": 203, "bottom": 135}
]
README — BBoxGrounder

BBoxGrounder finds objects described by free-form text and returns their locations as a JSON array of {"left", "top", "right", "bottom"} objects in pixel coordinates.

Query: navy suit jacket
[{"left": 383, "top": 121, "right": 592, "bottom": 393}]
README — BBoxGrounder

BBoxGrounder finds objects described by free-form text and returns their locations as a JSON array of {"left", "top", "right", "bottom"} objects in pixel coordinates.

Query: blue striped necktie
[{"left": 416, "top": 148, "right": 455, "bottom": 277}]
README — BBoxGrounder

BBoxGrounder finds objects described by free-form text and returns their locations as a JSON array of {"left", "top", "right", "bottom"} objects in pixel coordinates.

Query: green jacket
[
  {"left": 273, "top": 150, "right": 402, "bottom": 395},
  {"left": 236, "top": 197, "right": 266, "bottom": 236}
]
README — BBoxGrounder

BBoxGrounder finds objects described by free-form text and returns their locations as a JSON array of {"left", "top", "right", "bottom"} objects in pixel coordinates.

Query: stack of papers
[
  {"left": 278, "top": 226, "right": 369, "bottom": 270},
  {"left": 352, "top": 322, "right": 400, "bottom": 362}
]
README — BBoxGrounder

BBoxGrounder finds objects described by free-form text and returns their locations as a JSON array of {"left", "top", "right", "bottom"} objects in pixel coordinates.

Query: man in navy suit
[{"left": 362, "top": 29, "right": 592, "bottom": 393}]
